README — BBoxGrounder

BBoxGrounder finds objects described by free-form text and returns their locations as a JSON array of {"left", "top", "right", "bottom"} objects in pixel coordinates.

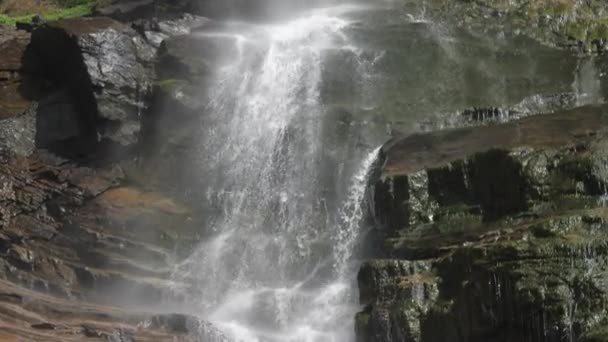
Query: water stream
[
  {"left": 163, "top": 0, "right": 602, "bottom": 341},
  {"left": 170, "top": 4, "right": 386, "bottom": 341}
]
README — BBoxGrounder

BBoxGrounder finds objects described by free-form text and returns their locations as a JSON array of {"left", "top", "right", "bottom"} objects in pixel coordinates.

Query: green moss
[
  {"left": 355, "top": 311, "right": 370, "bottom": 327},
  {"left": 354, "top": 310, "right": 371, "bottom": 339},
  {"left": 565, "top": 21, "right": 590, "bottom": 41},
  {"left": 581, "top": 326, "right": 608, "bottom": 342},
  {"left": 0, "top": 1, "right": 95, "bottom": 26},
  {"left": 155, "top": 79, "right": 188, "bottom": 93},
  {"left": 562, "top": 6, "right": 608, "bottom": 48},
  {"left": 589, "top": 22, "right": 608, "bottom": 41},
  {"left": 426, "top": 0, "right": 608, "bottom": 52}
]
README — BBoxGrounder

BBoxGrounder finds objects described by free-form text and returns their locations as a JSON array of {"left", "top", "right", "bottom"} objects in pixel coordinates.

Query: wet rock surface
[
  {"left": 27, "top": 17, "right": 154, "bottom": 147},
  {"left": 43, "top": 15, "right": 211, "bottom": 158},
  {"left": 7, "top": 13, "right": 208, "bottom": 155},
  {"left": 422, "top": 0, "right": 608, "bottom": 53},
  {"left": 0, "top": 278, "right": 215, "bottom": 341},
  {"left": 2, "top": 1, "right": 608, "bottom": 341},
  {"left": 0, "top": 27, "right": 32, "bottom": 120},
  {"left": 358, "top": 104, "right": 608, "bottom": 341},
  {"left": 0, "top": 10, "right": 223, "bottom": 341},
  {"left": 0, "top": 148, "right": 212, "bottom": 340}
]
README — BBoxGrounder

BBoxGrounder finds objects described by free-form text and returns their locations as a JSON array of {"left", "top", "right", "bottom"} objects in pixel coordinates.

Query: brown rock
[
  {"left": 0, "top": 82, "right": 31, "bottom": 120},
  {"left": 0, "top": 27, "right": 32, "bottom": 120},
  {"left": 96, "top": 187, "right": 190, "bottom": 215},
  {"left": 0, "top": 26, "right": 30, "bottom": 72},
  {"left": 0, "top": 150, "right": 209, "bottom": 340},
  {"left": 382, "top": 104, "right": 606, "bottom": 177},
  {"left": 0, "top": 279, "right": 210, "bottom": 341}
]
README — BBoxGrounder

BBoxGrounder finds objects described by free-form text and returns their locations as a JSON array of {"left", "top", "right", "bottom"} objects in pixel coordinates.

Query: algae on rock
[{"left": 358, "top": 105, "right": 608, "bottom": 341}]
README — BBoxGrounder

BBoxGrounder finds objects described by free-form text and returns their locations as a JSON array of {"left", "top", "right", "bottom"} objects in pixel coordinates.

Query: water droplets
[
  {"left": 333, "top": 147, "right": 381, "bottom": 275},
  {"left": 170, "top": 5, "right": 383, "bottom": 341}
]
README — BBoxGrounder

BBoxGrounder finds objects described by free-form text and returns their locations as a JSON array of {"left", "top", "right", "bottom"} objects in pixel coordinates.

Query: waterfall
[{"left": 170, "top": 4, "right": 385, "bottom": 341}]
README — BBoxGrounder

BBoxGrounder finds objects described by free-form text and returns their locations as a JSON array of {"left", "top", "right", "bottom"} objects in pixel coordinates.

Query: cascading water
[
  {"left": 163, "top": 0, "right": 595, "bottom": 340},
  {"left": 171, "top": 3, "right": 386, "bottom": 341}
]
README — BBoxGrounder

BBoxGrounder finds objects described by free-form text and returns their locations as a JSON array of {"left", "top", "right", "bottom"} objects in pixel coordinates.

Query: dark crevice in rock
[{"left": 20, "top": 26, "right": 101, "bottom": 159}]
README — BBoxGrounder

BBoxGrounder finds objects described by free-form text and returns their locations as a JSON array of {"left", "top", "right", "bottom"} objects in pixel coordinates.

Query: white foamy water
[{"left": 170, "top": 4, "right": 384, "bottom": 341}]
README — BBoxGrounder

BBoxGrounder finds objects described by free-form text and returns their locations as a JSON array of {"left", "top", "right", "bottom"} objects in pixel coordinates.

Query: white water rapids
[{"left": 171, "top": 3, "right": 385, "bottom": 341}]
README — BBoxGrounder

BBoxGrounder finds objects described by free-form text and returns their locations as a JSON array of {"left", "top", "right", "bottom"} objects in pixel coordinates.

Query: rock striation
[
  {"left": 0, "top": 11, "right": 220, "bottom": 342},
  {"left": 357, "top": 105, "right": 608, "bottom": 342}
]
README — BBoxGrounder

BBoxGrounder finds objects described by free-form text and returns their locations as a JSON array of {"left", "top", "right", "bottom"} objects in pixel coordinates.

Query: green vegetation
[
  {"left": 0, "top": 0, "right": 97, "bottom": 26},
  {"left": 427, "top": 0, "right": 608, "bottom": 52},
  {"left": 155, "top": 79, "right": 188, "bottom": 93}
]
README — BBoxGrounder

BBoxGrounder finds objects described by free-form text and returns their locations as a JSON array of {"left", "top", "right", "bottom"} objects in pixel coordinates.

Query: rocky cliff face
[
  {"left": 3, "top": 1, "right": 608, "bottom": 341},
  {"left": 423, "top": 0, "right": 608, "bottom": 54},
  {"left": 357, "top": 105, "right": 608, "bottom": 342},
  {"left": 0, "top": 9, "right": 227, "bottom": 341}
]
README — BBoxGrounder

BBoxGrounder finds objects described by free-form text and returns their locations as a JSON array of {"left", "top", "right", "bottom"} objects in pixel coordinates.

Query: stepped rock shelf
[
  {"left": 0, "top": 8, "right": 226, "bottom": 341},
  {"left": 357, "top": 105, "right": 608, "bottom": 342}
]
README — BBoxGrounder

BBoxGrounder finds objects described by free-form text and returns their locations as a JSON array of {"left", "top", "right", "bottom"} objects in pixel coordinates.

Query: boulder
[
  {"left": 26, "top": 17, "right": 155, "bottom": 147},
  {"left": 19, "top": 15, "right": 211, "bottom": 152},
  {"left": 359, "top": 104, "right": 608, "bottom": 341}
]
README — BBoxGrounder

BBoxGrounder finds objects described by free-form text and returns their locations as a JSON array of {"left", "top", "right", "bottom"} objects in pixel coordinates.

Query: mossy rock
[
  {"left": 581, "top": 327, "right": 608, "bottom": 342},
  {"left": 155, "top": 78, "right": 189, "bottom": 94},
  {"left": 425, "top": 0, "right": 608, "bottom": 52}
]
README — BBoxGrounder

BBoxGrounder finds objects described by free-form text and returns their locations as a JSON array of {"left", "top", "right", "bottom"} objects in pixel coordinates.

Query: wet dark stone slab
[
  {"left": 381, "top": 104, "right": 608, "bottom": 177},
  {"left": 359, "top": 105, "right": 608, "bottom": 342}
]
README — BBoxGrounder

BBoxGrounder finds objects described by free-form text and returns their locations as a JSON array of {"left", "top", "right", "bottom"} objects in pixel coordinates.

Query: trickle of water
[{"left": 333, "top": 147, "right": 381, "bottom": 275}]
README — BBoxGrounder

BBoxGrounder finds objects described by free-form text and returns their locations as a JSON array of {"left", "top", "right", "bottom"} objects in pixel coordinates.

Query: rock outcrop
[
  {"left": 25, "top": 17, "right": 155, "bottom": 148},
  {"left": 425, "top": 0, "right": 608, "bottom": 53},
  {"left": 0, "top": 277, "right": 215, "bottom": 341},
  {"left": 0, "top": 26, "right": 32, "bottom": 120},
  {"left": 0, "top": 11, "right": 218, "bottom": 341},
  {"left": 0, "top": 147, "right": 215, "bottom": 340},
  {"left": 357, "top": 105, "right": 608, "bottom": 341},
  {"left": 5, "top": 13, "right": 207, "bottom": 155},
  {"left": 0, "top": 26, "right": 36, "bottom": 157}
]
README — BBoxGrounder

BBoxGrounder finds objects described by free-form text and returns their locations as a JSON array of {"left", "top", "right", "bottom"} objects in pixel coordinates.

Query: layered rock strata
[
  {"left": 0, "top": 13, "right": 220, "bottom": 341},
  {"left": 357, "top": 105, "right": 608, "bottom": 342}
]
